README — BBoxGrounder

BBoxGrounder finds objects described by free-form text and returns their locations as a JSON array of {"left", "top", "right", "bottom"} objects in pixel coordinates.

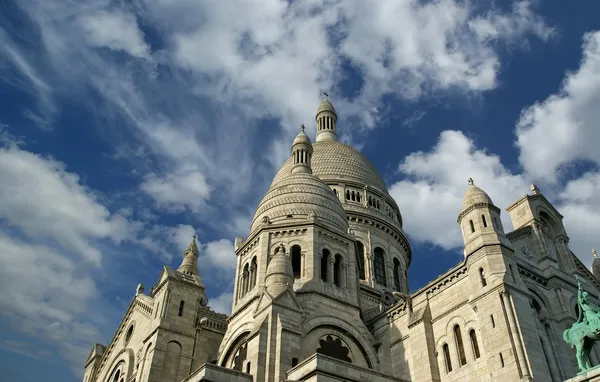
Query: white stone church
[{"left": 83, "top": 96, "right": 600, "bottom": 382}]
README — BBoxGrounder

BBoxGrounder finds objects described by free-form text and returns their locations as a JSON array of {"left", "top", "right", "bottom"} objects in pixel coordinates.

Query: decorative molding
[
  {"left": 507, "top": 226, "right": 533, "bottom": 242},
  {"left": 457, "top": 202, "right": 501, "bottom": 223}
]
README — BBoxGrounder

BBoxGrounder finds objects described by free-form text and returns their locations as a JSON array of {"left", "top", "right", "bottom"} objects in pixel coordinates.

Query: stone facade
[{"left": 84, "top": 96, "right": 600, "bottom": 382}]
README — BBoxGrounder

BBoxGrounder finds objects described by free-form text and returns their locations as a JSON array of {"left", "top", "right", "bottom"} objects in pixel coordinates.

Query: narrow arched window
[
  {"left": 321, "top": 249, "right": 329, "bottom": 282},
  {"left": 178, "top": 300, "right": 185, "bottom": 317},
  {"left": 291, "top": 245, "right": 301, "bottom": 279},
  {"left": 454, "top": 325, "right": 467, "bottom": 366},
  {"left": 246, "top": 362, "right": 251, "bottom": 374},
  {"left": 242, "top": 264, "right": 250, "bottom": 296},
  {"left": 442, "top": 343, "right": 452, "bottom": 373},
  {"left": 482, "top": 214, "right": 488, "bottom": 228},
  {"left": 374, "top": 247, "right": 386, "bottom": 286},
  {"left": 351, "top": 190, "right": 356, "bottom": 201},
  {"left": 357, "top": 193, "right": 361, "bottom": 203},
  {"left": 368, "top": 196, "right": 372, "bottom": 206},
  {"left": 469, "top": 220, "right": 475, "bottom": 233},
  {"left": 333, "top": 254, "right": 342, "bottom": 287},
  {"left": 251, "top": 257, "right": 258, "bottom": 287},
  {"left": 155, "top": 302, "right": 160, "bottom": 318},
  {"left": 479, "top": 268, "right": 487, "bottom": 287},
  {"left": 357, "top": 241, "right": 366, "bottom": 280},
  {"left": 376, "top": 200, "right": 380, "bottom": 209},
  {"left": 346, "top": 190, "right": 350, "bottom": 200},
  {"left": 393, "top": 258, "right": 401, "bottom": 291},
  {"left": 469, "top": 329, "right": 481, "bottom": 359}
]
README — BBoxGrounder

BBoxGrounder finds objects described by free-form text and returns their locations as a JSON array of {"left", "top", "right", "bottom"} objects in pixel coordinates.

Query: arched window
[
  {"left": 442, "top": 343, "right": 452, "bottom": 373},
  {"left": 393, "top": 258, "right": 401, "bottom": 291},
  {"left": 368, "top": 196, "right": 372, "bottom": 206},
  {"left": 333, "top": 188, "right": 338, "bottom": 197},
  {"left": 291, "top": 245, "right": 301, "bottom": 279},
  {"left": 373, "top": 247, "right": 386, "bottom": 286},
  {"left": 351, "top": 190, "right": 356, "bottom": 201},
  {"left": 109, "top": 361, "right": 125, "bottom": 382},
  {"left": 469, "top": 329, "right": 481, "bottom": 359},
  {"left": 245, "top": 362, "right": 251, "bottom": 374},
  {"left": 178, "top": 300, "right": 185, "bottom": 317},
  {"left": 250, "top": 257, "right": 258, "bottom": 287},
  {"left": 469, "top": 220, "right": 475, "bottom": 233},
  {"left": 356, "top": 193, "right": 361, "bottom": 203},
  {"left": 125, "top": 324, "right": 134, "bottom": 343},
  {"left": 321, "top": 249, "right": 330, "bottom": 282},
  {"left": 479, "top": 268, "right": 487, "bottom": 287},
  {"left": 454, "top": 325, "right": 467, "bottom": 366},
  {"left": 346, "top": 190, "right": 350, "bottom": 200},
  {"left": 357, "top": 241, "right": 366, "bottom": 280},
  {"left": 482, "top": 214, "right": 488, "bottom": 228},
  {"left": 333, "top": 254, "right": 342, "bottom": 287},
  {"left": 242, "top": 264, "right": 250, "bottom": 296}
]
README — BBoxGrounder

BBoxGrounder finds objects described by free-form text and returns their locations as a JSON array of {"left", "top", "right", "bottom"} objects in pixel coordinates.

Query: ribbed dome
[
  {"left": 292, "top": 128, "right": 311, "bottom": 146},
  {"left": 271, "top": 140, "right": 388, "bottom": 192},
  {"left": 317, "top": 98, "right": 336, "bottom": 114},
  {"left": 461, "top": 180, "right": 494, "bottom": 211},
  {"left": 251, "top": 172, "right": 348, "bottom": 233}
]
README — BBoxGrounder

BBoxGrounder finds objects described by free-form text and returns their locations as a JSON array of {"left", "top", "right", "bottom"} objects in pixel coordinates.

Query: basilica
[{"left": 83, "top": 96, "right": 600, "bottom": 382}]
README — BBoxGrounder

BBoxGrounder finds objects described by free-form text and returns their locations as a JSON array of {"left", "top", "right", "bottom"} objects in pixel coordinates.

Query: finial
[
  {"left": 323, "top": 91, "right": 329, "bottom": 99},
  {"left": 468, "top": 177, "right": 474, "bottom": 186},
  {"left": 193, "top": 234, "right": 197, "bottom": 240},
  {"left": 593, "top": 249, "right": 598, "bottom": 259},
  {"left": 530, "top": 184, "right": 540, "bottom": 195},
  {"left": 300, "top": 124, "right": 305, "bottom": 132}
]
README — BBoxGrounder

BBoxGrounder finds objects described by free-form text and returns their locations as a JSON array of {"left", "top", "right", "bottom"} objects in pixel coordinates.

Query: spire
[
  {"left": 178, "top": 235, "right": 200, "bottom": 275},
  {"left": 291, "top": 124, "right": 313, "bottom": 175},
  {"left": 315, "top": 91, "right": 338, "bottom": 142}
]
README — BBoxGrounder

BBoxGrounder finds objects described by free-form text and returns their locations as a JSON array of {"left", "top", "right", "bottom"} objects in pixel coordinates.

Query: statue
[{"left": 563, "top": 275, "right": 600, "bottom": 372}]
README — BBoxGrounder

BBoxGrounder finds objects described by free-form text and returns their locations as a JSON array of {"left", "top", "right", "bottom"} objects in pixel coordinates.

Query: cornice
[
  {"left": 457, "top": 202, "right": 501, "bottom": 223},
  {"left": 506, "top": 226, "right": 533, "bottom": 242}
]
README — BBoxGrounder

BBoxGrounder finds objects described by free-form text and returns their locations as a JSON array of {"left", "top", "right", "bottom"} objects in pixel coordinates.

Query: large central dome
[{"left": 271, "top": 140, "right": 388, "bottom": 192}]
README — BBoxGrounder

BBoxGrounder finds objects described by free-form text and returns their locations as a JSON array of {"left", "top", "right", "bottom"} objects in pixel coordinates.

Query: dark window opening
[
  {"left": 374, "top": 247, "right": 386, "bottom": 286},
  {"left": 443, "top": 343, "right": 452, "bottom": 373},
  {"left": 469, "top": 220, "right": 475, "bottom": 233},
  {"left": 469, "top": 329, "right": 480, "bottom": 359},
  {"left": 357, "top": 241, "right": 366, "bottom": 280},
  {"left": 316, "top": 335, "right": 352, "bottom": 363},
  {"left": 292, "top": 358, "right": 299, "bottom": 367},
  {"left": 454, "top": 325, "right": 467, "bottom": 366},
  {"left": 291, "top": 245, "right": 302, "bottom": 279},
  {"left": 245, "top": 362, "right": 251, "bottom": 374},
  {"left": 499, "top": 353, "right": 504, "bottom": 367},
  {"left": 178, "top": 300, "right": 185, "bottom": 317},
  {"left": 482, "top": 214, "right": 488, "bottom": 228},
  {"left": 479, "top": 268, "right": 487, "bottom": 287},
  {"left": 491, "top": 314, "right": 495, "bottom": 328},
  {"left": 334, "top": 254, "right": 342, "bottom": 287},
  {"left": 321, "top": 249, "right": 330, "bottom": 282},
  {"left": 393, "top": 258, "right": 401, "bottom": 291}
]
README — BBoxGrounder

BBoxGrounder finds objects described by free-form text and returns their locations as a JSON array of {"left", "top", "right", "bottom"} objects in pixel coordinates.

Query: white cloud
[
  {"left": 0, "top": 233, "right": 103, "bottom": 372},
  {"left": 390, "top": 130, "right": 527, "bottom": 250},
  {"left": 0, "top": 142, "right": 131, "bottom": 265},
  {"left": 202, "top": 239, "right": 237, "bottom": 272},
  {"left": 78, "top": 10, "right": 150, "bottom": 59},
  {"left": 516, "top": 31, "right": 600, "bottom": 182},
  {"left": 208, "top": 292, "right": 234, "bottom": 315},
  {"left": 141, "top": 171, "right": 211, "bottom": 213}
]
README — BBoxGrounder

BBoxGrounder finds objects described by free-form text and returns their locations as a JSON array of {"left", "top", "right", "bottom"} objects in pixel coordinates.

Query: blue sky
[{"left": 1, "top": 0, "right": 599, "bottom": 381}]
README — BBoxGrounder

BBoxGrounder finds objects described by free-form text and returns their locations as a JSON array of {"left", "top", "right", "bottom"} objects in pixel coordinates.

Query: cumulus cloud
[
  {"left": 516, "top": 31, "right": 600, "bottom": 183},
  {"left": 202, "top": 239, "right": 237, "bottom": 272},
  {"left": 208, "top": 292, "right": 234, "bottom": 315},
  {"left": 390, "top": 130, "right": 528, "bottom": 250},
  {"left": 141, "top": 171, "right": 211, "bottom": 213}
]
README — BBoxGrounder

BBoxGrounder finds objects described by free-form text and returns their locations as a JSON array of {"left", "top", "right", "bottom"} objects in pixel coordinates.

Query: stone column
[
  {"left": 342, "top": 263, "right": 348, "bottom": 288},
  {"left": 327, "top": 257, "right": 335, "bottom": 284},
  {"left": 301, "top": 251, "right": 306, "bottom": 278}
]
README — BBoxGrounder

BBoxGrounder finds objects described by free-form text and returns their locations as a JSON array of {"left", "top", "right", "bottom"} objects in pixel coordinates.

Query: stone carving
[
  {"left": 521, "top": 245, "right": 533, "bottom": 258},
  {"left": 563, "top": 275, "right": 600, "bottom": 372},
  {"left": 316, "top": 335, "right": 351, "bottom": 363},
  {"left": 262, "top": 215, "right": 271, "bottom": 225},
  {"left": 307, "top": 210, "right": 316, "bottom": 220}
]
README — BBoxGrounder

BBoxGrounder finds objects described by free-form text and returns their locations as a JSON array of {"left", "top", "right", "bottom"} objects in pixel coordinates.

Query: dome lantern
[
  {"left": 315, "top": 92, "right": 338, "bottom": 143},
  {"left": 291, "top": 124, "right": 313, "bottom": 175}
]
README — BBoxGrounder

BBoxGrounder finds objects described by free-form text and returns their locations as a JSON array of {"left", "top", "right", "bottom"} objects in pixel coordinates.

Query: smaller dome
[
  {"left": 265, "top": 245, "right": 294, "bottom": 296},
  {"left": 292, "top": 125, "right": 312, "bottom": 146},
  {"left": 317, "top": 93, "right": 336, "bottom": 115},
  {"left": 461, "top": 178, "right": 494, "bottom": 211}
]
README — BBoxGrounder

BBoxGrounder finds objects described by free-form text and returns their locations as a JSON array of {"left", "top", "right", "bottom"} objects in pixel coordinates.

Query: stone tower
[
  {"left": 82, "top": 237, "right": 228, "bottom": 382},
  {"left": 219, "top": 124, "right": 379, "bottom": 381}
]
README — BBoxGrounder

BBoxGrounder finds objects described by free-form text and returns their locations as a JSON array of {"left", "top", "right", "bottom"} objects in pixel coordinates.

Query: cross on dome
[
  {"left": 593, "top": 248, "right": 598, "bottom": 259},
  {"left": 468, "top": 177, "right": 474, "bottom": 186}
]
